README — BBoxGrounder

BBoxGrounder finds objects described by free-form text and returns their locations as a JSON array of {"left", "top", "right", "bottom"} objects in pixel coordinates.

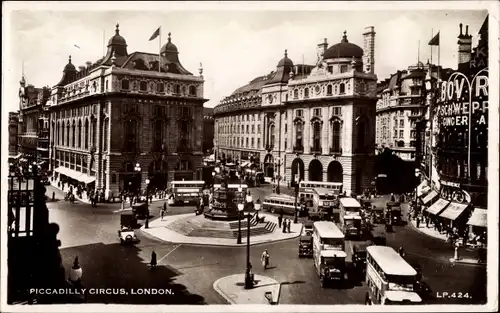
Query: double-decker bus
[
  {"left": 312, "top": 221, "right": 347, "bottom": 287},
  {"left": 167, "top": 181, "right": 205, "bottom": 205},
  {"left": 263, "top": 194, "right": 297, "bottom": 215},
  {"left": 299, "top": 181, "right": 343, "bottom": 206},
  {"left": 339, "top": 197, "right": 362, "bottom": 238},
  {"left": 312, "top": 188, "right": 338, "bottom": 221},
  {"left": 365, "top": 246, "right": 422, "bottom": 305}
]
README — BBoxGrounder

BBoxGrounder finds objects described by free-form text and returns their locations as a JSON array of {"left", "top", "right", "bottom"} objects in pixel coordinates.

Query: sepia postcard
[{"left": 1, "top": 1, "right": 498, "bottom": 312}]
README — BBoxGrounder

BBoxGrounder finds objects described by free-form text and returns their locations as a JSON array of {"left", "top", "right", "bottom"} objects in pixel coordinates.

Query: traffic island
[
  {"left": 140, "top": 213, "right": 302, "bottom": 246},
  {"left": 213, "top": 274, "right": 281, "bottom": 304}
]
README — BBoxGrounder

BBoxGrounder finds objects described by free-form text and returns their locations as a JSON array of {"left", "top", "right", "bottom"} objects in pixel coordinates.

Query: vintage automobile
[
  {"left": 298, "top": 235, "right": 313, "bottom": 258},
  {"left": 319, "top": 251, "right": 347, "bottom": 288},
  {"left": 132, "top": 202, "right": 149, "bottom": 220},
  {"left": 351, "top": 243, "right": 369, "bottom": 275},
  {"left": 386, "top": 201, "right": 402, "bottom": 225},
  {"left": 371, "top": 206, "right": 385, "bottom": 224},
  {"left": 302, "top": 221, "right": 314, "bottom": 236},
  {"left": 118, "top": 213, "right": 139, "bottom": 244}
]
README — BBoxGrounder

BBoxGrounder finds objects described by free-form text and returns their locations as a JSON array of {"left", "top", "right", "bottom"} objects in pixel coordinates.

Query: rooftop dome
[
  {"left": 64, "top": 55, "right": 76, "bottom": 72},
  {"left": 108, "top": 24, "right": 127, "bottom": 46},
  {"left": 277, "top": 49, "right": 294, "bottom": 67},
  {"left": 160, "top": 32, "right": 178, "bottom": 54},
  {"left": 323, "top": 31, "right": 363, "bottom": 59}
]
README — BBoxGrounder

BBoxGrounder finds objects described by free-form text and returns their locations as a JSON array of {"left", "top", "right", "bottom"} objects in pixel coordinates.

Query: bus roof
[
  {"left": 171, "top": 181, "right": 205, "bottom": 184},
  {"left": 214, "top": 184, "right": 248, "bottom": 189},
  {"left": 264, "top": 194, "right": 295, "bottom": 201},
  {"left": 339, "top": 197, "right": 361, "bottom": 208},
  {"left": 320, "top": 250, "right": 347, "bottom": 258},
  {"left": 300, "top": 181, "right": 342, "bottom": 186},
  {"left": 344, "top": 215, "right": 362, "bottom": 220},
  {"left": 313, "top": 221, "right": 344, "bottom": 239},
  {"left": 366, "top": 246, "right": 417, "bottom": 276},
  {"left": 314, "top": 187, "right": 336, "bottom": 195}
]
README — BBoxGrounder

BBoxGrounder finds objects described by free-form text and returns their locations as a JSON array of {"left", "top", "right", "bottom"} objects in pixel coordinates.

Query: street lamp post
[
  {"left": 294, "top": 181, "right": 299, "bottom": 223},
  {"left": 237, "top": 202, "right": 244, "bottom": 244},
  {"left": 244, "top": 192, "right": 254, "bottom": 289},
  {"left": 275, "top": 158, "right": 281, "bottom": 194},
  {"left": 414, "top": 169, "right": 420, "bottom": 217},
  {"left": 134, "top": 163, "right": 141, "bottom": 202},
  {"left": 145, "top": 178, "right": 150, "bottom": 229}
]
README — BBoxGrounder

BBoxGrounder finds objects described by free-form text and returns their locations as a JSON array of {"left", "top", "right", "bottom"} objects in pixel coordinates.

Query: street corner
[{"left": 213, "top": 274, "right": 281, "bottom": 305}]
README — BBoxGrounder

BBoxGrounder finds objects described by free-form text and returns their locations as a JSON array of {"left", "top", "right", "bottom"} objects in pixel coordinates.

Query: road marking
[
  {"left": 113, "top": 208, "right": 132, "bottom": 213},
  {"left": 158, "top": 244, "right": 181, "bottom": 263}
]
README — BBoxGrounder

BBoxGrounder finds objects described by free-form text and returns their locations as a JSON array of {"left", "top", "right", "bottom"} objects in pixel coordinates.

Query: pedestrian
[
  {"left": 416, "top": 216, "right": 420, "bottom": 228},
  {"left": 282, "top": 219, "right": 287, "bottom": 233},
  {"left": 390, "top": 193, "right": 395, "bottom": 202},
  {"left": 52, "top": 191, "right": 55, "bottom": 202},
  {"left": 69, "top": 256, "right": 83, "bottom": 287},
  {"left": 163, "top": 202, "right": 167, "bottom": 212},
  {"left": 161, "top": 209, "right": 165, "bottom": 221},
  {"left": 151, "top": 250, "right": 157, "bottom": 269},
  {"left": 287, "top": 219, "right": 291, "bottom": 233},
  {"left": 278, "top": 215, "right": 282, "bottom": 228}
]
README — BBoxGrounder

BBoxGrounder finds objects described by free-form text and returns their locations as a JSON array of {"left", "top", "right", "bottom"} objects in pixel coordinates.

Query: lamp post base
[
  {"left": 237, "top": 235, "right": 242, "bottom": 244},
  {"left": 244, "top": 272, "right": 254, "bottom": 289}
]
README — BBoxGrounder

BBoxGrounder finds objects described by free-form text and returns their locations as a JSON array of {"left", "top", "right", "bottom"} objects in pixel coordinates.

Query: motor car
[
  {"left": 352, "top": 243, "right": 369, "bottom": 273},
  {"left": 118, "top": 227, "right": 139, "bottom": 244},
  {"left": 298, "top": 235, "right": 313, "bottom": 258},
  {"left": 132, "top": 202, "right": 149, "bottom": 219}
]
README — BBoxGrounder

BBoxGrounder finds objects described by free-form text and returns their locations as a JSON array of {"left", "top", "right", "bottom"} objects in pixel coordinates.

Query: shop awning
[
  {"left": 421, "top": 190, "right": 439, "bottom": 205},
  {"left": 417, "top": 181, "right": 430, "bottom": 197},
  {"left": 426, "top": 198, "right": 450, "bottom": 215},
  {"left": 439, "top": 202, "right": 469, "bottom": 221},
  {"left": 467, "top": 208, "right": 487, "bottom": 227},
  {"left": 55, "top": 166, "right": 86, "bottom": 182},
  {"left": 78, "top": 173, "right": 96, "bottom": 184}
]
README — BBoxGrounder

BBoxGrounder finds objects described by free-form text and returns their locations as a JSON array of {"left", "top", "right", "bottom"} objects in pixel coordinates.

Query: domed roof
[
  {"left": 108, "top": 24, "right": 127, "bottom": 46},
  {"left": 161, "top": 32, "right": 178, "bottom": 54},
  {"left": 323, "top": 31, "right": 363, "bottom": 59},
  {"left": 64, "top": 55, "right": 76, "bottom": 72},
  {"left": 277, "top": 49, "right": 293, "bottom": 67}
]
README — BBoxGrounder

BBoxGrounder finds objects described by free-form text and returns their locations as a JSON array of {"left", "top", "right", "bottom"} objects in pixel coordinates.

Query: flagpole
[
  {"left": 158, "top": 27, "right": 162, "bottom": 73},
  {"left": 428, "top": 29, "right": 434, "bottom": 187},
  {"left": 103, "top": 30, "right": 105, "bottom": 58}
]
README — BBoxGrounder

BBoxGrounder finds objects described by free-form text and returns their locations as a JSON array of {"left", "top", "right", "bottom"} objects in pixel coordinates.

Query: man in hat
[{"left": 151, "top": 250, "right": 157, "bottom": 269}]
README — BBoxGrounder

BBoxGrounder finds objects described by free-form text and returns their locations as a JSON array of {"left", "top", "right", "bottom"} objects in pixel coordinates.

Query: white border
[{"left": 2, "top": 1, "right": 499, "bottom": 312}]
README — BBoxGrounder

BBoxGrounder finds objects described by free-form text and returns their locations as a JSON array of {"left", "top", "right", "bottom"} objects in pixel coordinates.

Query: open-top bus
[
  {"left": 299, "top": 181, "right": 343, "bottom": 206},
  {"left": 167, "top": 181, "right": 205, "bottom": 205},
  {"left": 365, "top": 246, "right": 422, "bottom": 305},
  {"left": 339, "top": 197, "right": 362, "bottom": 238},
  {"left": 312, "top": 221, "right": 347, "bottom": 287},
  {"left": 312, "top": 188, "right": 338, "bottom": 221}
]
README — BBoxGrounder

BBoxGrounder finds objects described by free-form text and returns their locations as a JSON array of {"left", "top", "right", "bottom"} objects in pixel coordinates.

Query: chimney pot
[
  {"left": 459, "top": 23, "right": 463, "bottom": 36},
  {"left": 465, "top": 25, "right": 469, "bottom": 36},
  {"left": 78, "top": 66, "right": 85, "bottom": 71},
  {"left": 85, "top": 61, "right": 92, "bottom": 68}
]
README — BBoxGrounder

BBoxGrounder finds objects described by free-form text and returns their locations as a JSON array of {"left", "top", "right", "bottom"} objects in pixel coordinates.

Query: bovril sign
[{"left": 438, "top": 70, "right": 489, "bottom": 128}]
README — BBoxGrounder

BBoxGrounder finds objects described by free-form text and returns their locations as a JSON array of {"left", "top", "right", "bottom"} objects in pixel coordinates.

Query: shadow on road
[
  {"left": 60, "top": 242, "right": 206, "bottom": 304},
  {"left": 281, "top": 280, "right": 306, "bottom": 286}
]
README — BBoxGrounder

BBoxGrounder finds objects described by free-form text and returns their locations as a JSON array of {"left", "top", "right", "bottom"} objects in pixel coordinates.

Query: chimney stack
[
  {"left": 457, "top": 23, "right": 473, "bottom": 65},
  {"left": 85, "top": 61, "right": 92, "bottom": 68},
  {"left": 78, "top": 66, "right": 86, "bottom": 71}
]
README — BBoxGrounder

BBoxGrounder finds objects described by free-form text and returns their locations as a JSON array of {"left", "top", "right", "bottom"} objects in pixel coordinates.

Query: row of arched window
[
  {"left": 292, "top": 83, "right": 347, "bottom": 99},
  {"left": 55, "top": 118, "right": 100, "bottom": 151},
  {"left": 120, "top": 79, "right": 197, "bottom": 96}
]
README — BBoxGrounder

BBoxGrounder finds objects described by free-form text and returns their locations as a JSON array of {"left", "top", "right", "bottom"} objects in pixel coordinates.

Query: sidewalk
[
  {"left": 213, "top": 274, "right": 281, "bottom": 304},
  {"left": 141, "top": 213, "right": 302, "bottom": 246}
]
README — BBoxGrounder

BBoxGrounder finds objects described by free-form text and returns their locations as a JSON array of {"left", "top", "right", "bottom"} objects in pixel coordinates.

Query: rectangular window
[
  {"left": 252, "top": 125, "right": 255, "bottom": 133},
  {"left": 333, "top": 107, "right": 342, "bottom": 116},
  {"left": 258, "top": 138, "right": 260, "bottom": 148},
  {"left": 399, "top": 119, "right": 404, "bottom": 128},
  {"left": 296, "top": 110, "right": 303, "bottom": 117},
  {"left": 246, "top": 138, "right": 249, "bottom": 147},
  {"left": 258, "top": 125, "right": 261, "bottom": 133},
  {"left": 246, "top": 125, "right": 249, "bottom": 133},
  {"left": 410, "top": 130, "right": 416, "bottom": 139},
  {"left": 399, "top": 130, "right": 404, "bottom": 138},
  {"left": 340, "top": 65, "right": 348, "bottom": 73},
  {"left": 284, "top": 139, "right": 287, "bottom": 150},
  {"left": 251, "top": 138, "right": 254, "bottom": 148},
  {"left": 284, "top": 124, "right": 287, "bottom": 133},
  {"left": 314, "top": 108, "right": 321, "bottom": 116},
  {"left": 394, "top": 130, "right": 397, "bottom": 138}
]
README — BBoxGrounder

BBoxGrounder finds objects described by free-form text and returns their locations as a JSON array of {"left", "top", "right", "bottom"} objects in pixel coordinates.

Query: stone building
[
  {"left": 8, "top": 111, "right": 20, "bottom": 161},
  {"left": 17, "top": 77, "right": 51, "bottom": 169},
  {"left": 203, "top": 107, "right": 214, "bottom": 154},
  {"left": 47, "top": 24, "right": 207, "bottom": 197},
  {"left": 214, "top": 27, "right": 378, "bottom": 195}
]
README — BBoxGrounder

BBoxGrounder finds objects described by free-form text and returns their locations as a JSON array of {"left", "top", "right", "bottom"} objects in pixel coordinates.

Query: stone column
[
  {"left": 304, "top": 109, "right": 310, "bottom": 154},
  {"left": 322, "top": 108, "right": 329, "bottom": 155}
]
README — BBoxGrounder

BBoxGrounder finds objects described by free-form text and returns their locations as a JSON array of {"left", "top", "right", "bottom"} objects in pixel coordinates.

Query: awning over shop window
[
  {"left": 55, "top": 166, "right": 90, "bottom": 183},
  {"left": 78, "top": 173, "right": 96, "bottom": 184},
  {"left": 421, "top": 190, "right": 439, "bottom": 205},
  {"left": 467, "top": 208, "right": 487, "bottom": 227},
  {"left": 417, "top": 181, "right": 430, "bottom": 197},
  {"left": 439, "top": 202, "right": 469, "bottom": 221},
  {"left": 427, "top": 198, "right": 450, "bottom": 215}
]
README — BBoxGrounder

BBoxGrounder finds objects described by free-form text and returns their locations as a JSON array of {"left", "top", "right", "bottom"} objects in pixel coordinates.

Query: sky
[{"left": 2, "top": 2, "right": 491, "bottom": 114}]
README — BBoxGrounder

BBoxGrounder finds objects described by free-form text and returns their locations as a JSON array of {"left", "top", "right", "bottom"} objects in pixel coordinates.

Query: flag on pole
[
  {"left": 74, "top": 44, "right": 81, "bottom": 49},
  {"left": 428, "top": 32, "right": 440, "bottom": 46},
  {"left": 149, "top": 27, "right": 161, "bottom": 41}
]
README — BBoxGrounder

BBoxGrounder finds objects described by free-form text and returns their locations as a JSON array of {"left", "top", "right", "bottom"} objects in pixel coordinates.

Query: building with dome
[
  {"left": 44, "top": 24, "right": 207, "bottom": 198},
  {"left": 214, "top": 27, "right": 378, "bottom": 195}
]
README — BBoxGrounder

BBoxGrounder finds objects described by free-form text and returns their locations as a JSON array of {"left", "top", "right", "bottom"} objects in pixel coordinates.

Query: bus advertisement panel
[
  {"left": 365, "top": 246, "right": 422, "bottom": 305},
  {"left": 168, "top": 181, "right": 205, "bottom": 205}
]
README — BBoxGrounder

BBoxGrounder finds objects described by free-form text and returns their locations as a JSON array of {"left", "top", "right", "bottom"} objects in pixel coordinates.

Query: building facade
[
  {"left": 17, "top": 78, "right": 51, "bottom": 169},
  {"left": 430, "top": 18, "right": 488, "bottom": 208},
  {"left": 214, "top": 28, "right": 378, "bottom": 195},
  {"left": 46, "top": 25, "right": 207, "bottom": 197},
  {"left": 203, "top": 107, "right": 214, "bottom": 154},
  {"left": 8, "top": 112, "right": 20, "bottom": 160}
]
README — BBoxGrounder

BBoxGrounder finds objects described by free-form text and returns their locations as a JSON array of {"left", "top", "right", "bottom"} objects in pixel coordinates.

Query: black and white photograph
[{"left": 1, "top": 1, "right": 498, "bottom": 312}]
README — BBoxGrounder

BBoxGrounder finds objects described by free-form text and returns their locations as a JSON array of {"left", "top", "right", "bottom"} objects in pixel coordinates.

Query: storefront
[
  {"left": 467, "top": 208, "right": 487, "bottom": 242},
  {"left": 438, "top": 201, "right": 470, "bottom": 231}
]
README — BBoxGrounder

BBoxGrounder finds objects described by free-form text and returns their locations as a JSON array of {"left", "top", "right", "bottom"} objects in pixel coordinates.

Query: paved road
[{"left": 45, "top": 185, "right": 486, "bottom": 305}]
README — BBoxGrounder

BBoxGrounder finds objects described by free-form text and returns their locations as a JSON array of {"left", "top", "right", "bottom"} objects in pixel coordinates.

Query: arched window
[
  {"left": 270, "top": 125, "right": 275, "bottom": 147},
  {"left": 189, "top": 85, "right": 197, "bottom": 96},
  {"left": 84, "top": 119, "right": 89, "bottom": 150},
  {"left": 140, "top": 81, "right": 147, "bottom": 91},
  {"left": 339, "top": 83, "right": 346, "bottom": 94},
  {"left": 157, "top": 82, "right": 165, "bottom": 93},
  {"left": 103, "top": 118, "right": 108, "bottom": 152},
  {"left": 71, "top": 122, "right": 76, "bottom": 148},
  {"left": 175, "top": 84, "right": 181, "bottom": 94},
  {"left": 124, "top": 118, "right": 138, "bottom": 151},
  {"left": 304, "top": 88, "right": 309, "bottom": 98},
  {"left": 77, "top": 120, "right": 82, "bottom": 148},
  {"left": 327, "top": 85, "right": 333, "bottom": 95},
  {"left": 294, "top": 89, "right": 299, "bottom": 99},
  {"left": 91, "top": 118, "right": 97, "bottom": 148},
  {"left": 313, "top": 122, "right": 322, "bottom": 151},
  {"left": 121, "top": 79, "right": 130, "bottom": 90},
  {"left": 295, "top": 123, "right": 303, "bottom": 148},
  {"left": 331, "top": 121, "right": 341, "bottom": 153},
  {"left": 66, "top": 123, "right": 70, "bottom": 146},
  {"left": 57, "top": 122, "right": 61, "bottom": 145}
]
